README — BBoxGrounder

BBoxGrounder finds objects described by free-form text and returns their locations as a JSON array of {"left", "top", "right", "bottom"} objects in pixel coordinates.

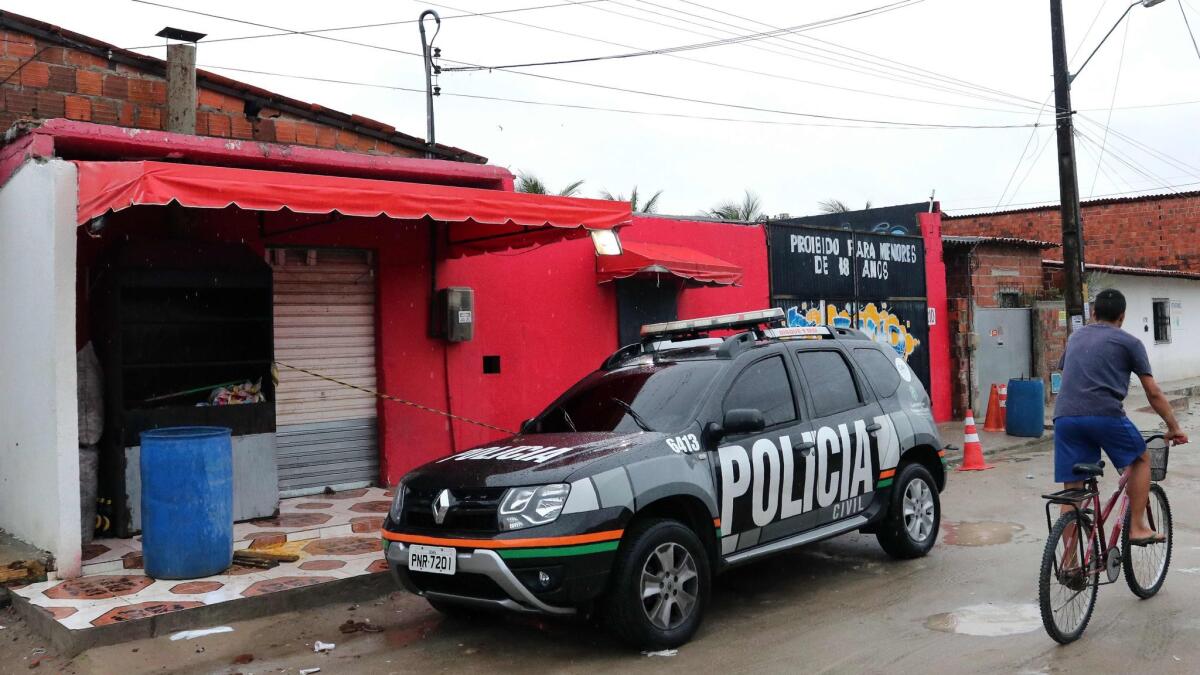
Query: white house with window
[{"left": 1087, "top": 265, "right": 1200, "bottom": 385}]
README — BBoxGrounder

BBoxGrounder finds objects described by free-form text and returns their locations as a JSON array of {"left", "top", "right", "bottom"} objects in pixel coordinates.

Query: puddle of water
[
  {"left": 941, "top": 521, "right": 1024, "bottom": 547},
  {"left": 925, "top": 603, "right": 1042, "bottom": 637}
]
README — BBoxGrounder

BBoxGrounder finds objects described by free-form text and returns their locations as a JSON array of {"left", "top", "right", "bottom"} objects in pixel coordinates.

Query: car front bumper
[{"left": 386, "top": 541, "right": 587, "bottom": 615}]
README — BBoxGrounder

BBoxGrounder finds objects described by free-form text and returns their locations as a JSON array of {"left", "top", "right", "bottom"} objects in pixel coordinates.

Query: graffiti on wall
[{"left": 785, "top": 301, "right": 921, "bottom": 360}]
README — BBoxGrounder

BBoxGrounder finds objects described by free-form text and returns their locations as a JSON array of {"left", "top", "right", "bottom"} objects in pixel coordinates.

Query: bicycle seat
[{"left": 1073, "top": 462, "right": 1104, "bottom": 478}]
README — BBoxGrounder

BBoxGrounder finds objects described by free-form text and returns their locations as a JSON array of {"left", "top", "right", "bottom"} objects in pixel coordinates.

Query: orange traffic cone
[
  {"left": 958, "top": 408, "right": 994, "bottom": 471},
  {"left": 983, "top": 384, "right": 1004, "bottom": 432}
]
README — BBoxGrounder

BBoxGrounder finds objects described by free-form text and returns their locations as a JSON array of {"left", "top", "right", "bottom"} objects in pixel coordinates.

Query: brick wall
[
  {"left": 944, "top": 243, "right": 1051, "bottom": 417},
  {"left": 1032, "top": 301, "right": 1068, "bottom": 405},
  {"left": 945, "top": 193, "right": 1200, "bottom": 271},
  {"left": 0, "top": 29, "right": 430, "bottom": 158}
]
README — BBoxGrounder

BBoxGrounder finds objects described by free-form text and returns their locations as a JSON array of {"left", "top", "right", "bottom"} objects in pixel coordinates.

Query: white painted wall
[
  {"left": 1106, "top": 274, "right": 1200, "bottom": 386},
  {"left": 0, "top": 159, "right": 81, "bottom": 578}
]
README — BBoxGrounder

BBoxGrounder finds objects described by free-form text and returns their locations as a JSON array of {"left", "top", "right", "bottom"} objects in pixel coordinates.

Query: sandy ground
[{"left": 3, "top": 403, "right": 1199, "bottom": 675}]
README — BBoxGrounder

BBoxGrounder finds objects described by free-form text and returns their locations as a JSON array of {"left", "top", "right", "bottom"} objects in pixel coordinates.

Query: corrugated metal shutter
[{"left": 271, "top": 248, "right": 379, "bottom": 497}]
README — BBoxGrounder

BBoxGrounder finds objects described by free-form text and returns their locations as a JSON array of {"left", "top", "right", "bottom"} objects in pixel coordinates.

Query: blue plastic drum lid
[
  {"left": 140, "top": 426, "right": 234, "bottom": 580},
  {"left": 1005, "top": 378, "right": 1046, "bottom": 439}
]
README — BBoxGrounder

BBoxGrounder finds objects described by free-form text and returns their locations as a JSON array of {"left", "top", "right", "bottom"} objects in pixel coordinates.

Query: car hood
[{"left": 402, "top": 431, "right": 660, "bottom": 490}]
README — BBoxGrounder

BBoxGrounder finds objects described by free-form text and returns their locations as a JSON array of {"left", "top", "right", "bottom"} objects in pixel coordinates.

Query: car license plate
[{"left": 408, "top": 544, "right": 456, "bottom": 575}]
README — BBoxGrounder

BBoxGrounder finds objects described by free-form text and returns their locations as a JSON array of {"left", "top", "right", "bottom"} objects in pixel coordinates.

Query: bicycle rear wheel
[
  {"left": 1039, "top": 510, "right": 1099, "bottom": 644},
  {"left": 1122, "top": 483, "right": 1173, "bottom": 599}
]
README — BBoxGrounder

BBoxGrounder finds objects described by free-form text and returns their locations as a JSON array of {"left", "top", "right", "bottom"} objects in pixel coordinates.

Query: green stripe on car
[
  {"left": 497, "top": 540, "right": 621, "bottom": 560},
  {"left": 877, "top": 478, "right": 893, "bottom": 488}
]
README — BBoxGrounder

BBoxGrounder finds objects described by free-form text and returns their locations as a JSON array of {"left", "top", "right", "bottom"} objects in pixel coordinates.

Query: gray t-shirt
[{"left": 1053, "top": 323, "right": 1152, "bottom": 419}]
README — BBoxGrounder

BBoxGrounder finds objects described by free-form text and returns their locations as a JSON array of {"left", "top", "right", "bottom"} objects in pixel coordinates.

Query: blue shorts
[{"left": 1054, "top": 416, "right": 1146, "bottom": 482}]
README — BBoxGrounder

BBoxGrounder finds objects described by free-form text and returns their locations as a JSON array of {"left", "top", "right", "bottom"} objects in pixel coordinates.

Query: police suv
[{"left": 383, "top": 308, "right": 946, "bottom": 648}]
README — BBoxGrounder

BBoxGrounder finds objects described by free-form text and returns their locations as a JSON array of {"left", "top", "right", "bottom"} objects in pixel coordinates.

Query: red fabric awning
[
  {"left": 596, "top": 241, "right": 743, "bottom": 286},
  {"left": 73, "top": 161, "right": 631, "bottom": 255}
]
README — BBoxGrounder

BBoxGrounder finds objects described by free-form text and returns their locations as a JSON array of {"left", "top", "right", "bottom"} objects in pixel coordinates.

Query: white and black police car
[{"left": 383, "top": 308, "right": 946, "bottom": 648}]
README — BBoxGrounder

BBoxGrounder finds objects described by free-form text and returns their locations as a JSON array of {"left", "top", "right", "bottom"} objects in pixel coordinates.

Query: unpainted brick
[
  {"left": 76, "top": 69, "right": 102, "bottom": 96},
  {"left": 64, "top": 94, "right": 91, "bottom": 121},
  {"left": 19, "top": 60, "right": 49, "bottom": 87}
]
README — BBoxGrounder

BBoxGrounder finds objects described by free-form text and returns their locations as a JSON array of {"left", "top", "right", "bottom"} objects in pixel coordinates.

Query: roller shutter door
[{"left": 270, "top": 248, "right": 379, "bottom": 497}]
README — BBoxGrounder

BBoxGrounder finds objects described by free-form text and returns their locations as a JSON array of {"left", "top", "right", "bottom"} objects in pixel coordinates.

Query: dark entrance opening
[{"left": 615, "top": 277, "right": 679, "bottom": 347}]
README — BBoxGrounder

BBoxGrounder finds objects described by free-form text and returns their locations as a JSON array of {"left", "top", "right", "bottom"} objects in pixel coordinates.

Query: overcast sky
[{"left": 15, "top": 0, "right": 1200, "bottom": 217}]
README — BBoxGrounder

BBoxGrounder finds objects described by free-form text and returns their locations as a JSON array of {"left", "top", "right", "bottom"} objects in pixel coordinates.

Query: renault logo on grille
[{"left": 432, "top": 489, "right": 455, "bottom": 525}]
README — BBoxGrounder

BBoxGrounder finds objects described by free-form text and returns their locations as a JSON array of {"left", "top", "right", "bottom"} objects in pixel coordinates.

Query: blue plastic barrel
[
  {"left": 1006, "top": 378, "right": 1046, "bottom": 438},
  {"left": 140, "top": 426, "right": 233, "bottom": 579}
]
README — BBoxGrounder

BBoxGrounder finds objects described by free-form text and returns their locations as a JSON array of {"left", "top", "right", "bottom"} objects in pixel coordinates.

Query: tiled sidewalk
[{"left": 12, "top": 487, "right": 392, "bottom": 631}]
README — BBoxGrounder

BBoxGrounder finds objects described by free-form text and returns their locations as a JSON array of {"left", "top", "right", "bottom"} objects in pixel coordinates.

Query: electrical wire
[
  {"left": 944, "top": 180, "right": 1200, "bottom": 214},
  {"left": 200, "top": 64, "right": 1040, "bottom": 130},
  {"left": 142, "top": 2, "right": 1044, "bottom": 129},
  {"left": 1088, "top": 17, "right": 1131, "bottom": 197},
  {"left": 423, "top": 0, "right": 1038, "bottom": 115},
  {"left": 1180, "top": 0, "right": 1200, "bottom": 63},
  {"left": 123, "top": 0, "right": 615, "bottom": 50},
  {"left": 444, "top": 0, "right": 924, "bottom": 72},
  {"left": 654, "top": 0, "right": 1043, "bottom": 109},
  {"left": 579, "top": 0, "right": 1041, "bottom": 111}
]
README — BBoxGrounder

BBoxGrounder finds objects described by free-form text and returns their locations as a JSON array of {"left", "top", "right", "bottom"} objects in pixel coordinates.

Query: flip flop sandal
[{"left": 1129, "top": 535, "right": 1167, "bottom": 546}]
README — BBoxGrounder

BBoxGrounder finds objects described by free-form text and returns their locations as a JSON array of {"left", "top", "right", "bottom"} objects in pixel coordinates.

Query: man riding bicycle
[{"left": 1054, "top": 289, "right": 1188, "bottom": 545}]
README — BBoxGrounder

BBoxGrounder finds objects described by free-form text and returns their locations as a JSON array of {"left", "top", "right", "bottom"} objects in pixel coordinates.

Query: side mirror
[{"left": 722, "top": 408, "right": 766, "bottom": 436}]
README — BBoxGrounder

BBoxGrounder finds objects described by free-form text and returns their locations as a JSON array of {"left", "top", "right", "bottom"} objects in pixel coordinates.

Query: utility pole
[
  {"left": 1049, "top": 0, "right": 1087, "bottom": 332},
  {"left": 419, "top": 10, "right": 441, "bottom": 159}
]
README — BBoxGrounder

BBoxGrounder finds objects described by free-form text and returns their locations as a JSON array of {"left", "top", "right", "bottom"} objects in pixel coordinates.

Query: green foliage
[
  {"left": 706, "top": 190, "right": 765, "bottom": 222},
  {"left": 515, "top": 172, "right": 585, "bottom": 197},
  {"left": 600, "top": 186, "right": 663, "bottom": 214}
]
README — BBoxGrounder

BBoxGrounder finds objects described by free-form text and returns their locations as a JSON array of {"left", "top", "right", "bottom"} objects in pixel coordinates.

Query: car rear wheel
[
  {"left": 603, "top": 518, "right": 710, "bottom": 649},
  {"left": 875, "top": 462, "right": 940, "bottom": 559}
]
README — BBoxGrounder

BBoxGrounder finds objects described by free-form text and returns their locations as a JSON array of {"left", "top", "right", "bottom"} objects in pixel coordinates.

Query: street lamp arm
[{"left": 1070, "top": 0, "right": 1165, "bottom": 83}]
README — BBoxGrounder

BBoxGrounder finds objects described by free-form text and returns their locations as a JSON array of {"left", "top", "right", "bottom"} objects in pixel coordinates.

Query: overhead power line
[
  {"left": 444, "top": 0, "right": 925, "bottom": 72},
  {"left": 944, "top": 180, "right": 1200, "bottom": 214},
  {"left": 201, "top": 63, "right": 1041, "bottom": 130},
  {"left": 1088, "top": 17, "right": 1131, "bottom": 197},
  {"left": 1180, "top": 0, "right": 1200, "bottom": 63},
  {"left": 143, "top": 2, "right": 1045, "bottom": 129},
  {"left": 125, "top": 0, "right": 614, "bottom": 50}
]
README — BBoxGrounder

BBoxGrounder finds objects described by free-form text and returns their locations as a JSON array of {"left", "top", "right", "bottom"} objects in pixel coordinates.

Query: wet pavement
[{"left": 3, "top": 402, "right": 1198, "bottom": 674}]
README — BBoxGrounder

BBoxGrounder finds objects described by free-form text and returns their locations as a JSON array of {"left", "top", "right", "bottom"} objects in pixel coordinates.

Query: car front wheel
[
  {"left": 603, "top": 518, "right": 710, "bottom": 649},
  {"left": 875, "top": 462, "right": 940, "bottom": 559}
]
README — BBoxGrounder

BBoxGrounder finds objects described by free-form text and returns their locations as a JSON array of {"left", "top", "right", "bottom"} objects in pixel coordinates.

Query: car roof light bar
[{"left": 640, "top": 308, "right": 785, "bottom": 340}]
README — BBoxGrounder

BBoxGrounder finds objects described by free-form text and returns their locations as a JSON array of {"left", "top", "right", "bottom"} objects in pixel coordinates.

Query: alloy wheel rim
[
  {"left": 903, "top": 478, "right": 936, "bottom": 542},
  {"left": 640, "top": 542, "right": 699, "bottom": 630}
]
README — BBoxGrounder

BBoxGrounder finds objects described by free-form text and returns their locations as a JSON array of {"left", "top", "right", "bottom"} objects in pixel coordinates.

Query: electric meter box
[{"left": 434, "top": 287, "right": 474, "bottom": 342}]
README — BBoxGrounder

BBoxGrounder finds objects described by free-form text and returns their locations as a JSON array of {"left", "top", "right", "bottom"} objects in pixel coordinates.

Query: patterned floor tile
[
  {"left": 292, "top": 502, "right": 334, "bottom": 510},
  {"left": 91, "top": 601, "right": 204, "bottom": 626},
  {"left": 44, "top": 575, "right": 154, "bottom": 600},
  {"left": 299, "top": 559, "right": 347, "bottom": 571},
  {"left": 81, "top": 543, "right": 110, "bottom": 562},
  {"left": 303, "top": 536, "right": 381, "bottom": 556},
  {"left": 38, "top": 606, "right": 79, "bottom": 620},
  {"left": 314, "top": 487, "right": 369, "bottom": 500},
  {"left": 241, "top": 576, "right": 335, "bottom": 597},
  {"left": 349, "top": 500, "right": 390, "bottom": 513},
  {"left": 350, "top": 516, "right": 384, "bottom": 533},
  {"left": 366, "top": 559, "right": 389, "bottom": 574},
  {"left": 170, "top": 581, "right": 224, "bottom": 595},
  {"left": 247, "top": 513, "right": 333, "bottom": 529}
]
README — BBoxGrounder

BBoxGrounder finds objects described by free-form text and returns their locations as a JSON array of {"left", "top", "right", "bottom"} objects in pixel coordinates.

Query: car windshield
[{"left": 534, "top": 360, "right": 724, "bottom": 434}]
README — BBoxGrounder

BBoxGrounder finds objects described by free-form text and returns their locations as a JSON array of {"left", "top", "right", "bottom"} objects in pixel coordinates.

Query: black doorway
[{"left": 616, "top": 277, "right": 680, "bottom": 347}]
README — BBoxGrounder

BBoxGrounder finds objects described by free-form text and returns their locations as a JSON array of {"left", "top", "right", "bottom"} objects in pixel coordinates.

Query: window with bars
[{"left": 1152, "top": 299, "right": 1171, "bottom": 344}]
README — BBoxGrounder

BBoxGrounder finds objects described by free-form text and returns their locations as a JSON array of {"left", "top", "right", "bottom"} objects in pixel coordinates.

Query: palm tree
[
  {"left": 817, "top": 198, "right": 873, "bottom": 214},
  {"left": 599, "top": 186, "right": 663, "bottom": 214},
  {"left": 515, "top": 172, "right": 585, "bottom": 197},
  {"left": 707, "top": 190, "right": 765, "bottom": 222}
]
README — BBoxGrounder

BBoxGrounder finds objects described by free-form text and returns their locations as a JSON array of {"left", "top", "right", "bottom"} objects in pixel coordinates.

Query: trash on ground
[
  {"left": 299, "top": 668, "right": 322, "bottom": 675},
  {"left": 339, "top": 619, "right": 383, "bottom": 634},
  {"left": 170, "top": 626, "right": 234, "bottom": 641},
  {"left": 642, "top": 649, "right": 678, "bottom": 657},
  {"left": 313, "top": 640, "right": 336, "bottom": 653}
]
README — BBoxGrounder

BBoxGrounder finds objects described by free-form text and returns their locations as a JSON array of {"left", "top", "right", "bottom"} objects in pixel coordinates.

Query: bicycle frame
[{"left": 1043, "top": 471, "right": 1132, "bottom": 582}]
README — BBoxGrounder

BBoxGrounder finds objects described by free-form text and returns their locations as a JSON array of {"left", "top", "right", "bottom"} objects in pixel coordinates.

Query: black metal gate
[{"left": 768, "top": 219, "right": 931, "bottom": 391}]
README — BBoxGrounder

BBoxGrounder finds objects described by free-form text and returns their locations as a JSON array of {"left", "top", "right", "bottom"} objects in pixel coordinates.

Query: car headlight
[
  {"left": 498, "top": 484, "right": 570, "bottom": 531},
  {"left": 388, "top": 480, "right": 407, "bottom": 524}
]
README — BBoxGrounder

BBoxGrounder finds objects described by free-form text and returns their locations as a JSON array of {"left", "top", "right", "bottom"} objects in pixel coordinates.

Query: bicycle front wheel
[
  {"left": 1122, "top": 483, "right": 1173, "bottom": 599},
  {"left": 1039, "top": 510, "right": 1099, "bottom": 644}
]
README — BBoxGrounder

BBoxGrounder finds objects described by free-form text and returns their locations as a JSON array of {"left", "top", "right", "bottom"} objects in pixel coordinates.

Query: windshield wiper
[
  {"left": 559, "top": 407, "right": 577, "bottom": 432},
  {"left": 610, "top": 397, "right": 655, "bottom": 432}
]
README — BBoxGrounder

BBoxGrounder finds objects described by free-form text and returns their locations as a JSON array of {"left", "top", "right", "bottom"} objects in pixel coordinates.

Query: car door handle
[{"left": 865, "top": 423, "right": 882, "bottom": 433}]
